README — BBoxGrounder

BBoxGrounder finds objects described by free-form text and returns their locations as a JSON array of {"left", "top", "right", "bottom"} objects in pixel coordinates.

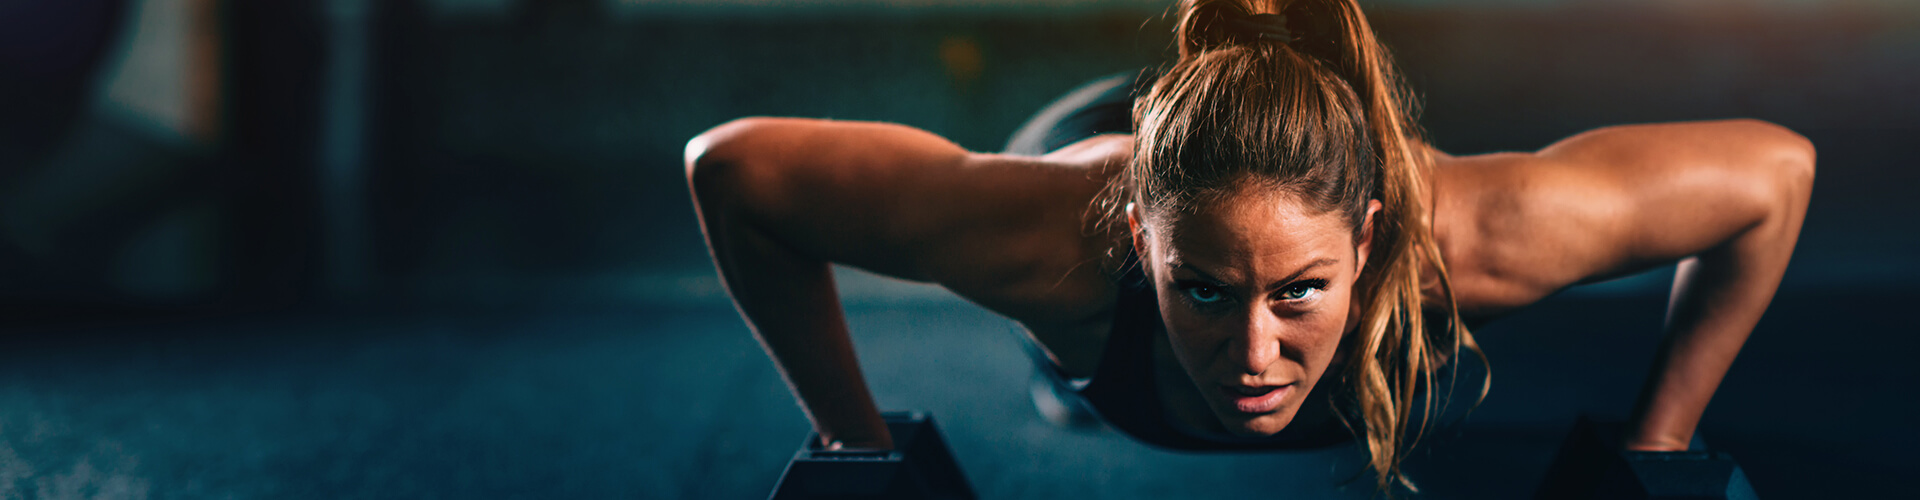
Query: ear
[
  {"left": 1352, "top": 199, "right": 1382, "bottom": 275},
  {"left": 1343, "top": 199, "right": 1383, "bottom": 338},
  {"left": 1126, "top": 202, "right": 1149, "bottom": 258}
]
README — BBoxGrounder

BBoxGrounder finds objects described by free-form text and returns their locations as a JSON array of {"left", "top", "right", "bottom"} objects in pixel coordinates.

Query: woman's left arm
[{"left": 1527, "top": 119, "right": 1818, "bottom": 451}]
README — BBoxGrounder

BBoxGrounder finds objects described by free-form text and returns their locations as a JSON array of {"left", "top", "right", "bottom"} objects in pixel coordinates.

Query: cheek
[
  {"left": 1309, "top": 288, "right": 1360, "bottom": 364},
  {"left": 1153, "top": 288, "right": 1241, "bottom": 373},
  {"left": 1154, "top": 288, "right": 1215, "bottom": 345},
  {"left": 1281, "top": 291, "right": 1360, "bottom": 366}
]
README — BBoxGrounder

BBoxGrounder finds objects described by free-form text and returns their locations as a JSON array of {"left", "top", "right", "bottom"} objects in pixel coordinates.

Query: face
[{"left": 1129, "top": 186, "right": 1377, "bottom": 436}]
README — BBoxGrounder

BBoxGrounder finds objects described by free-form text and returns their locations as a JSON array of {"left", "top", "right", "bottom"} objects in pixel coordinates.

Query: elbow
[
  {"left": 1720, "top": 119, "right": 1816, "bottom": 233},
  {"left": 685, "top": 117, "right": 778, "bottom": 199},
  {"left": 1732, "top": 119, "right": 1817, "bottom": 192},
  {"left": 1781, "top": 128, "right": 1816, "bottom": 192}
]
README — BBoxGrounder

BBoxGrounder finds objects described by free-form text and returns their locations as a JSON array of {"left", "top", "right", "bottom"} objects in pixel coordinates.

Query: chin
[{"left": 1220, "top": 408, "right": 1300, "bottom": 436}]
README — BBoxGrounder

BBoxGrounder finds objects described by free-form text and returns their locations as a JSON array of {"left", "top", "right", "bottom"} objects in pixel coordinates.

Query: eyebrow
[{"left": 1170, "top": 257, "right": 1339, "bottom": 291}]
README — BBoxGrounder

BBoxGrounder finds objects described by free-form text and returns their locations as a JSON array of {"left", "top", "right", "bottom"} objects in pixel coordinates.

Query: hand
[
  {"left": 821, "top": 435, "right": 895, "bottom": 452},
  {"left": 1621, "top": 426, "right": 1691, "bottom": 452}
]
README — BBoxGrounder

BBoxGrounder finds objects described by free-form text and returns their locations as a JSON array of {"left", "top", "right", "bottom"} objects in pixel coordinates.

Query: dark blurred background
[{"left": 1, "top": 0, "right": 1915, "bottom": 498}]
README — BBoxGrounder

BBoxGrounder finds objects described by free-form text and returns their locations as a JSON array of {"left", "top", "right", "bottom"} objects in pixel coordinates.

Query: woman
[{"left": 684, "top": 0, "right": 1814, "bottom": 492}]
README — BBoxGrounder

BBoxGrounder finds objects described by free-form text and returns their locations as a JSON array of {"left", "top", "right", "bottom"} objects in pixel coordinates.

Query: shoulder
[
  {"left": 933, "top": 134, "right": 1134, "bottom": 377},
  {"left": 1427, "top": 120, "right": 1814, "bottom": 317},
  {"left": 1428, "top": 150, "right": 1594, "bottom": 316},
  {"left": 922, "top": 134, "right": 1135, "bottom": 326}
]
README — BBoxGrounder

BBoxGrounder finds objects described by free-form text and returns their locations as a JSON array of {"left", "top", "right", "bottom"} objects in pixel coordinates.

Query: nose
[{"left": 1232, "top": 306, "right": 1284, "bottom": 376}]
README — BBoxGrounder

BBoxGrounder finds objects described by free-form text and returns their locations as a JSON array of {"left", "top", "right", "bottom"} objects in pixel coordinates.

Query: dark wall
[
  {"left": 366, "top": 8, "right": 1174, "bottom": 307},
  {"left": 4, "top": 2, "right": 1917, "bottom": 315}
]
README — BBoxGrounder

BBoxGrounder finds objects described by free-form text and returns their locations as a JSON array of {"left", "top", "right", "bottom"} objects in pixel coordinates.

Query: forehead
[{"left": 1154, "top": 190, "right": 1353, "bottom": 271}]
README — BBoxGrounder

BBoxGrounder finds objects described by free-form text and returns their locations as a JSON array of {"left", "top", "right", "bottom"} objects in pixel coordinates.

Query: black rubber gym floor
[{"left": 1, "top": 279, "right": 1910, "bottom": 498}]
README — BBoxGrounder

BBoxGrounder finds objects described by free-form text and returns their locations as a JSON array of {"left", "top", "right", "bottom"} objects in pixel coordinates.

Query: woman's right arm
[{"left": 683, "top": 117, "right": 1118, "bottom": 449}]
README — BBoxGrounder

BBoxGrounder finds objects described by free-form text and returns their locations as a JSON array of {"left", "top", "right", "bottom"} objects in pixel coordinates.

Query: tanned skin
[{"left": 685, "top": 117, "right": 1814, "bottom": 452}]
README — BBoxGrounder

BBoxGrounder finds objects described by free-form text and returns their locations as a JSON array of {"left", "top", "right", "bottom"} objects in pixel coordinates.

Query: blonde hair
[{"left": 1104, "top": 0, "right": 1487, "bottom": 493}]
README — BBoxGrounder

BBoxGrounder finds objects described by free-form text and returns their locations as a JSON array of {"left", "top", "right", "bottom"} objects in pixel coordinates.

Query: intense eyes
[
  {"left": 1176, "top": 280, "right": 1328, "bottom": 307},
  {"left": 1183, "top": 285, "right": 1229, "bottom": 304},
  {"left": 1278, "top": 282, "right": 1324, "bottom": 300}
]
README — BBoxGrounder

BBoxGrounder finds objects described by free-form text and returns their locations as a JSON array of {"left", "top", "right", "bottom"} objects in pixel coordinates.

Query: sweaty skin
[
  {"left": 685, "top": 117, "right": 1814, "bottom": 452},
  {"left": 1128, "top": 187, "right": 1378, "bottom": 437}
]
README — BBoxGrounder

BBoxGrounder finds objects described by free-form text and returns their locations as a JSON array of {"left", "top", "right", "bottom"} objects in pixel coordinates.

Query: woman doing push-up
[{"left": 684, "top": 0, "right": 1814, "bottom": 491}]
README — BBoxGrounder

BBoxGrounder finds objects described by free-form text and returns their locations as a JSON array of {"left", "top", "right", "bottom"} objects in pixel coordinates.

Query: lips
[{"left": 1220, "top": 384, "right": 1293, "bottom": 414}]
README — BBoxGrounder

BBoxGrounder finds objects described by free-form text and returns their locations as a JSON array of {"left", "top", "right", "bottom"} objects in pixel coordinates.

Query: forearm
[
  {"left": 720, "top": 224, "right": 894, "bottom": 449},
  {"left": 1626, "top": 252, "right": 1779, "bottom": 451},
  {"left": 686, "top": 129, "right": 895, "bottom": 450},
  {"left": 1625, "top": 143, "right": 1813, "bottom": 451}
]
